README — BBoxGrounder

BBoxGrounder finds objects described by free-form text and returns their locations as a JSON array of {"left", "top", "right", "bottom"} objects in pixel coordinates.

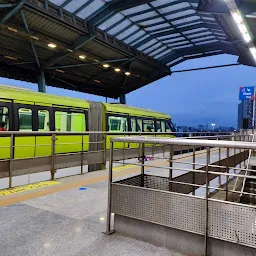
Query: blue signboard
[{"left": 239, "top": 86, "right": 255, "bottom": 100}]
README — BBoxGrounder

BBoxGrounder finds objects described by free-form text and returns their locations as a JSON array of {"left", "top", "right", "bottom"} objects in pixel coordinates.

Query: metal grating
[{"left": 112, "top": 183, "right": 256, "bottom": 248}]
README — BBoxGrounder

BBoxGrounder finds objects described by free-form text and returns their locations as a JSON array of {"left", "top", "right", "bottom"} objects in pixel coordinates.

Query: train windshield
[{"left": 166, "top": 119, "right": 176, "bottom": 132}]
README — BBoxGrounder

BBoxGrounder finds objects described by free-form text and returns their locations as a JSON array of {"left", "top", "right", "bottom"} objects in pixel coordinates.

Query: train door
[
  {"left": 14, "top": 102, "right": 36, "bottom": 158},
  {"left": 34, "top": 105, "right": 54, "bottom": 157},
  {"left": 0, "top": 101, "right": 12, "bottom": 159},
  {"left": 129, "top": 116, "right": 139, "bottom": 148},
  {"left": 142, "top": 118, "right": 156, "bottom": 147},
  {"left": 53, "top": 107, "right": 87, "bottom": 154},
  {"left": 106, "top": 113, "right": 129, "bottom": 149}
]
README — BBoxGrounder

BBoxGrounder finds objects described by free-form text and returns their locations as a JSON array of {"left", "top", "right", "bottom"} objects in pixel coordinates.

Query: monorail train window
[
  {"left": 137, "top": 119, "right": 143, "bottom": 132},
  {"left": 55, "top": 111, "right": 85, "bottom": 132},
  {"left": 38, "top": 110, "right": 50, "bottom": 131},
  {"left": 166, "top": 120, "right": 176, "bottom": 132},
  {"left": 108, "top": 116, "right": 128, "bottom": 132},
  {"left": 0, "top": 107, "right": 9, "bottom": 129},
  {"left": 156, "top": 120, "right": 162, "bottom": 132},
  {"left": 143, "top": 120, "right": 155, "bottom": 132},
  {"left": 19, "top": 108, "right": 32, "bottom": 131},
  {"left": 131, "top": 118, "right": 136, "bottom": 132},
  {"left": 161, "top": 121, "right": 165, "bottom": 132}
]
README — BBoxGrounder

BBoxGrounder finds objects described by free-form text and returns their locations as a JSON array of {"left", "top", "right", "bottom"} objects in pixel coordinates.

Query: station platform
[{"left": 0, "top": 149, "right": 236, "bottom": 256}]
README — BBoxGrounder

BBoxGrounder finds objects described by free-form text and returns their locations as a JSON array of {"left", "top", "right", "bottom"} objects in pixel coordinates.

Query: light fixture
[
  {"left": 125, "top": 72, "right": 131, "bottom": 76},
  {"left": 4, "top": 56, "right": 17, "bottom": 60},
  {"left": 114, "top": 68, "right": 121, "bottom": 72},
  {"left": 243, "top": 33, "right": 251, "bottom": 43},
  {"left": 7, "top": 27, "right": 17, "bottom": 33},
  {"left": 250, "top": 47, "right": 256, "bottom": 59},
  {"left": 56, "top": 69, "right": 65, "bottom": 73},
  {"left": 231, "top": 12, "right": 242, "bottom": 24},
  {"left": 31, "top": 35, "right": 39, "bottom": 40},
  {"left": 94, "top": 80, "right": 101, "bottom": 83},
  {"left": 238, "top": 23, "right": 247, "bottom": 34},
  {"left": 100, "top": 217, "right": 105, "bottom": 221},
  {"left": 47, "top": 42, "right": 57, "bottom": 48},
  {"left": 103, "top": 64, "right": 110, "bottom": 68},
  {"left": 67, "top": 49, "right": 73, "bottom": 53},
  {"left": 79, "top": 55, "right": 86, "bottom": 60}
]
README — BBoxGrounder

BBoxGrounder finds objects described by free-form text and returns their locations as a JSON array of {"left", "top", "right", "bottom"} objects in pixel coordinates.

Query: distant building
[
  {"left": 238, "top": 100, "right": 254, "bottom": 129},
  {"left": 198, "top": 124, "right": 208, "bottom": 131}
]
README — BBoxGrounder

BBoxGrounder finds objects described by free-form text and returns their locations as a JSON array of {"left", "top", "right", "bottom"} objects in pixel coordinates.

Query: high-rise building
[{"left": 238, "top": 100, "right": 254, "bottom": 129}]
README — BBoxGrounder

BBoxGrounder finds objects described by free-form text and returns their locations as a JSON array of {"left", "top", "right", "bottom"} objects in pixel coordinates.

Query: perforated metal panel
[
  {"left": 208, "top": 200, "right": 256, "bottom": 247},
  {"left": 112, "top": 184, "right": 205, "bottom": 235},
  {"left": 112, "top": 183, "right": 256, "bottom": 248}
]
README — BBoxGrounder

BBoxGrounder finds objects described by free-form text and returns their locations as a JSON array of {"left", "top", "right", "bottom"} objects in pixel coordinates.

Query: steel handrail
[{"left": 240, "top": 134, "right": 255, "bottom": 196}]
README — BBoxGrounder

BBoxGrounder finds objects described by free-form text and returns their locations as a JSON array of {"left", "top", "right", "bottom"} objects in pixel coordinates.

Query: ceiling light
[
  {"left": 250, "top": 47, "right": 256, "bottom": 59},
  {"left": 67, "top": 49, "right": 73, "bottom": 53},
  {"left": 103, "top": 64, "right": 110, "bottom": 68},
  {"left": 114, "top": 68, "right": 121, "bottom": 72},
  {"left": 231, "top": 12, "right": 242, "bottom": 24},
  {"left": 243, "top": 33, "right": 251, "bottom": 43},
  {"left": 238, "top": 24, "right": 247, "bottom": 34},
  {"left": 94, "top": 59, "right": 99, "bottom": 62},
  {"left": 94, "top": 80, "right": 101, "bottom": 83},
  {"left": 47, "top": 42, "right": 57, "bottom": 48},
  {"left": 31, "top": 35, "right": 39, "bottom": 40},
  {"left": 79, "top": 55, "right": 86, "bottom": 60},
  {"left": 4, "top": 56, "right": 17, "bottom": 60},
  {"left": 125, "top": 72, "right": 131, "bottom": 76},
  {"left": 56, "top": 69, "right": 65, "bottom": 73},
  {"left": 7, "top": 27, "right": 17, "bottom": 33}
]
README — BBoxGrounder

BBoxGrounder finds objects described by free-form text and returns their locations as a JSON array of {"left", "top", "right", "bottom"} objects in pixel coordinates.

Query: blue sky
[{"left": 0, "top": 54, "right": 255, "bottom": 128}]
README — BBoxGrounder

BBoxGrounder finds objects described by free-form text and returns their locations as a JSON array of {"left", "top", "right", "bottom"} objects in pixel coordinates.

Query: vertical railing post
[
  {"left": 141, "top": 143, "right": 145, "bottom": 187},
  {"left": 50, "top": 133, "right": 56, "bottom": 180},
  {"left": 204, "top": 147, "right": 210, "bottom": 256},
  {"left": 234, "top": 147, "right": 236, "bottom": 175},
  {"left": 104, "top": 141, "right": 115, "bottom": 235},
  {"left": 169, "top": 145, "right": 173, "bottom": 191},
  {"left": 218, "top": 147, "right": 221, "bottom": 187},
  {"left": 80, "top": 134, "right": 84, "bottom": 174},
  {"left": 103, "top": 133, "right": 107, "bottom": 167},
  {"left": 192, "top": 146, "right": 196, "bottom": 195},
  {"left": 9, "top": 134, "right": 14, "bottom": 188},
  {"left": 226, "top": 148, "right": 229, "bottom": 201}
]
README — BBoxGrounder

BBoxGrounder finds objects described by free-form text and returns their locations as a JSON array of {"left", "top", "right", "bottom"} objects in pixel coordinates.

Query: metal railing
[
  {"left": 105, "top": 135, "right": 256, "bottom": 255},
  {"left": 0, "top": 131, "right": 248, "bottom": 189}
]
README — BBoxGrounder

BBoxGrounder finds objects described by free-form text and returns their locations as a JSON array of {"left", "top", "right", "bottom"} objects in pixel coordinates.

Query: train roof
[
  {"left": 103, "top": 103, "right": 170, "bottom": 119},
  {"left": 0, "top": 85, "right": 170, "bottom": 118},
  {"left": 0, "top": 85, "right": 89, "bottom": 109}
]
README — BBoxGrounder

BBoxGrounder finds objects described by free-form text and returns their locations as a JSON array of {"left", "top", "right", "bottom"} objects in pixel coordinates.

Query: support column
[
  {"left": 38, "top": 71, "right": 46, "bottom": 93},
  {"left": 120, "top": 93, "right": 126, "bottom": 104}
]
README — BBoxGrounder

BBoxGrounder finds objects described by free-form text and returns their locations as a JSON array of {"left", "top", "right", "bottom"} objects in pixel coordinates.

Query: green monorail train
[{"left": 0, "top": 85, "right": 175, "bottom": 159}]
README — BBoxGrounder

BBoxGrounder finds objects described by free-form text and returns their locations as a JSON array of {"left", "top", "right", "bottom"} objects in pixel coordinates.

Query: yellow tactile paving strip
[
  {"left": 0, "top": 181, "right": 60, "bottom": 197},
  {"left": 0, "top": 149, "right": 219, "bottom": 207}
]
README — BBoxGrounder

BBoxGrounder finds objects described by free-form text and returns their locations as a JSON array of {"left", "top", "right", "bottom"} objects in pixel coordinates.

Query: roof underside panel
[{"left": 0, "top": 0, "right": 255, "bottom": 97}]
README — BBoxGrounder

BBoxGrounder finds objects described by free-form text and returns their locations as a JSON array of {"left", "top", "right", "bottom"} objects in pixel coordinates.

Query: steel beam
[
  {"left": 0, "top": 4, "right": 15, "bottom": 8},
  {"left": 130, "top": 23, "right": 221, "bottom": 48},
  {"left": 197, "top": 0, "right": 230, "bottom": 15},
  {"left": 161, "top": 42, "right": 236, "bottom": 64},
  {"left": 171, "top": 63, "right": 241, "bottom": 73},
  {"left": 49, "top": 58, "right": 131, "bottom": 70},
  {"left": 0, "top": 0, "right": 26, "bottom": 25},
  {"left": 20, "top": 10, "right": 41, "bottom": 69},
  {"left": 86, "top": 0, "right": 153, "bottom": 27}
]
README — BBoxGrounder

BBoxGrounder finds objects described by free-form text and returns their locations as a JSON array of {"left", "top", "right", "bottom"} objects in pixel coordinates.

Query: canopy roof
[{"left": 0, "top": 0, "right": 255, "bottom": 98}]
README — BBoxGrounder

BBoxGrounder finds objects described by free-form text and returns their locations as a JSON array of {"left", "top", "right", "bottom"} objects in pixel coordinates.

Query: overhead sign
[{"left": 239, "top": 86, "right": 255, "bottom": 100}]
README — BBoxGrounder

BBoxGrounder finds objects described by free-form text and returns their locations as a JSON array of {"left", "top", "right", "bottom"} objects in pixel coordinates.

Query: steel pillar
[
  {"left": 120, "top": 93, "right": 126, "bottom": 104},
  {"left": 38, "top": 71, "right": 46, "bottom": 93}
]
